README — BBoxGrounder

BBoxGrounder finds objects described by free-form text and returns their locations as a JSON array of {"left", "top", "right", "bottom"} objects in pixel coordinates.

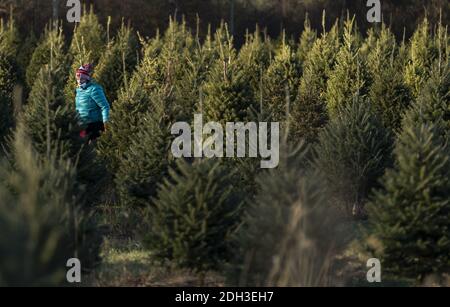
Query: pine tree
[
  {"left": 237, "top": 26, "right": 272, "bottom": 97},
  {"left": 404, "top": 18, "right": 438, "bottom": 98},
  {"left": 94, "top": 22, "right": 138, "bottom": 104},
  {"left": 115, "top": 93, "right": 175, "bottom": 208},
  {"left": 65, "top": 7, "right": 105, "bottom": 104},
  {"left": 297, "top": 15, "right": 317, "bottom": 67},
  {"left": 144, "top": 158, "right": 244, "bottom": 274},
  {"left": 0, "top": 15, "right": 20, "bottom": 68},
  {"left": 0, "top": 126, "right": 102, "bottom": 286},
  {"left": 68, "top": 6, "right": 105, "bottom": 66},
  {"left": 22, "top": 52, "right": 105, "bottom": 206},
  {"left": 0, "top": 55, "right": 15, "bottom": 146},
  {"left": 97, "top": 19, "right": 196, "bottom": 174},
  {"left": 203, "top": 25, "right": 255, "bottom": 123},
  {"left": 229, "top": 140, "right": 341, "bottom": 286},
  {"left": 313, "top": 98, "right": 392, "bottom": 215},
  {"left": 367, "top": 25, "right": 412, "bottom": 131},
  {"left": 405, "top": 60, "right": 450, "bottom": 133},
  {"left": 290, "top": 22, "right": 340, "bottom": 143},
  {"left": 326, "top": 16, "right": 369, "bottom": 116},
  {"left": 96, "top": 70, "right": 151, "bottom": 172},
  {"left": 0, "top": 16, "right": 20, "bottom": 144},
  {"left": 25, "top": 23, "right": 68, "bottom": 90},
  {"left": 367, "top": 114, "right": 450, "bottom": 282},
  {"left": 263, "top": 33, "right": 301, "bottom": 122}
]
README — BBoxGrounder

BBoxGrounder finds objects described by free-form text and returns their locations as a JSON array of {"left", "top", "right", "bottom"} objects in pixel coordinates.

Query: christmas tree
[
  {"left": 326, "top": 16, "right": 369, "bottom": 116},
  {"left": 68, "top": 6, "right": 105, "bottom": 66},
  {"left": 229, "top": 140, "right": 341, "bottom": 286},
  {"left": 203, "top": 25, "right": 255, "bottom": 124},
  {"left": 94, "top": 22, "right": 138, "bottom": 104},
  {"left": 290, "top": 21, "right": 340, "bottom": 143},
  {"left": 22, "top": 48, "right": 105, "bottom": 206},
  {"left": 0, "top": 16, "right": 20, "bottom": 144},
  {"left": 263, "top": 33, "right": 301, "bottom": 122},
  {"left": 65, "top": 7, "right": 105, "bottom": 104},
  {"left": 313, "top": 98, "right": 392, "bottom": 216},
  {"left": 367, "top": 25, "right": 412, "bottom": 131},
  {"left": 367, "top": 113, "right": 450, "bottom": 282},
  {"left": 237, "top": 26, "right": 272, "bottom": 97},
  {"left": 405, "top": 60, "right": 450, "bottom": 133},
  {"left": 115, "top": 92, "right": 175, "bottom": 208},
  {"left": 404, "top": 18, "right": 438, "bottom": 98},
  {"left": 0, "top": 126, "right": 102, "bottom": 286},
  {"left": 145, "top": 158, "right": 244, "bottom": 274},
  {"left": 297, "top": 15, "right": 317, "bottom": 68},
  {"left": 25, "top": 23, "right": 68, "bottom": 90}
]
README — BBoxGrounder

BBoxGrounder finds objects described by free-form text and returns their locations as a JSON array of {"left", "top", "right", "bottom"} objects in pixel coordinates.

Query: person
[{"left": 75, "top": 64, "right": 110, "bottom": 142}]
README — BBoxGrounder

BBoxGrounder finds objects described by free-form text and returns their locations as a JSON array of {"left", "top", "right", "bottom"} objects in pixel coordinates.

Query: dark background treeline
[{"left": 0, "top": 0, "right": 449, "bottom": 45}]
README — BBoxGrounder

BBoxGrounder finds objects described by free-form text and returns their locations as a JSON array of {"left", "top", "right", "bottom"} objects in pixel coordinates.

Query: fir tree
[
  {"left": 405, "top": 60, "right": 450, "bottom": 133},
  {"left": 94, "top": 22, "right": 138, "bottom": 104},
  {"left": 0, "top": 47, "right": 16, "bottom": 145},
  {"left": 145, "top": 158, "right": 244, "bottom": 274},
  {"left": 237, "top": 27, "right": 272, "bottom": 97},
  {"left": 22, "top": 54, "right": 105, "bottom": 206},
  {"left": 97, "top": 19, "right": 195, "bottom": 174},
  {"left": 96, "top": 70, "right": 151, "bottom": 172},
  {"left": 297, "top": 15, "right": 317, "bottom": 67},
  {"left": 0, "top": 126, "right": 102, "bottom": 286},
  {"left": 367, "top": 25, "right": 412, "bottom": 131},
  {"left": 25, "top": 23, "right": 68, "bottom": 90},
  {"left": 313, "top": 98, "right": 392, "bottom": 216},
  {"left": 68, "top": 6, "right": 105, "bottom": 66},
  {"left": 290, "top": 22, "right": 340, "bottom": 143},
  {"left": 367, "top": 114, "right": 450, "bottom": 282},
  {"left": 203, "top": 25, "right": 255, "bottom": 123},
  {"left": 115, "top": 92, "right": 175, "bottom": 208},
  {"left": 404, "top": 18, "right": 438, "bottom": 98},
  {"left": 0, "top": 16, "right": 20, "bottom": 143},
  {"left": 263, "top": 33, "right": 301, "bottom": 122},
  {"left": 229, "top": 140, "right": 341, "bottom": 286},
  {"left": 326, "top": 16, "right": 369, "bottom": 116}
]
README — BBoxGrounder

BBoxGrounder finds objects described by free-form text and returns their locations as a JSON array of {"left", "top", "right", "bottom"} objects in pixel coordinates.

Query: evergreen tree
[
  {"left": 296, "top": 15, "right": 317, "bottom": 67},
  {"left": 405, "top": 60, "right": 450, "bottom": 133},
  {"left": 290, "top": 22, "right": 340, "bottom": 143},
  {"left": 145, "top": 158, "right": 244, "bottom": 274},
  {"left": 313, "top": 98, "right": 392, "bottom": 216},
  {"left": 115, "top": 92, "right": 175, "bottom": 208},
  {"left": 367, "top": 25, "right": 412, "bottom": 131},
  {"left": 326, "top": 16, "right": 369, "bottom": 116},
  {"left": 65, "top": 7, "right": 105, "bottom": 104},
  {"left": 96, "top": 70, "right": 151, "bottom": 173},
  {"left": 0, "top": 126, "right": 102, "bottom": 286},
  {"left": 237, "top": 27, "right": 272, "bottom": 97},
  {"left": 367, "top": 114, "right": 450, "bottom": 282},
  {"left": 229, "top": 140, "right": 341, "bottom": 286},
  {"left": 203, "top": 25, "right": 255, "bottom": 123},
  {"left": 0, "top": 16, "right": 20, "bottom": 144},
  {"left": 97, "top": 19, "right": 195, "bottom": 174},
  {"left": 0, "top": 17, "right": 20, "bottom": 59},
  {"left": 263, "top": 33, "right": 301, "bottom": 122},
  {"left": 68, "top": 6, "right": 105, "bottom": 66},
  {"left": 22, "top": 54, "right": 105, "bottom": 206},
  {"left": 94, "top": 22, "right": 138, "bottom": 104},
  {"left": 0, "top": 34, "right": 16, "bottom": 145},
  {"left": 25, "top": 23, "right": 68, "bottom": 90},
  {"left": 404, "top": 18, "right": 438, "bottom": 98}
]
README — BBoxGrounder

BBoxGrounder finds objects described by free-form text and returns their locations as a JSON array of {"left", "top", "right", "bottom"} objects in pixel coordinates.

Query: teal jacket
[{"left": 75, "top": 81, "right": 110, "bottom": 125}]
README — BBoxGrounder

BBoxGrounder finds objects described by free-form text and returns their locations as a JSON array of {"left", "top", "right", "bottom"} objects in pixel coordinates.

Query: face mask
[{"left": 80, "top": 81, "right": 90, "bottom": 90}]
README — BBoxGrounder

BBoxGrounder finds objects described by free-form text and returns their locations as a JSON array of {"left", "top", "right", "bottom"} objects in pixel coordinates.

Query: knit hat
[{"left": 76, "top": 63, "right": 93, "bottom": 82}]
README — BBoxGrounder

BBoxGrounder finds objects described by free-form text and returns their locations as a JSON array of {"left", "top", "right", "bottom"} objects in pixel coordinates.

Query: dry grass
[{"left": 85, "top": 237, "right": 224, "bottom": 287}]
